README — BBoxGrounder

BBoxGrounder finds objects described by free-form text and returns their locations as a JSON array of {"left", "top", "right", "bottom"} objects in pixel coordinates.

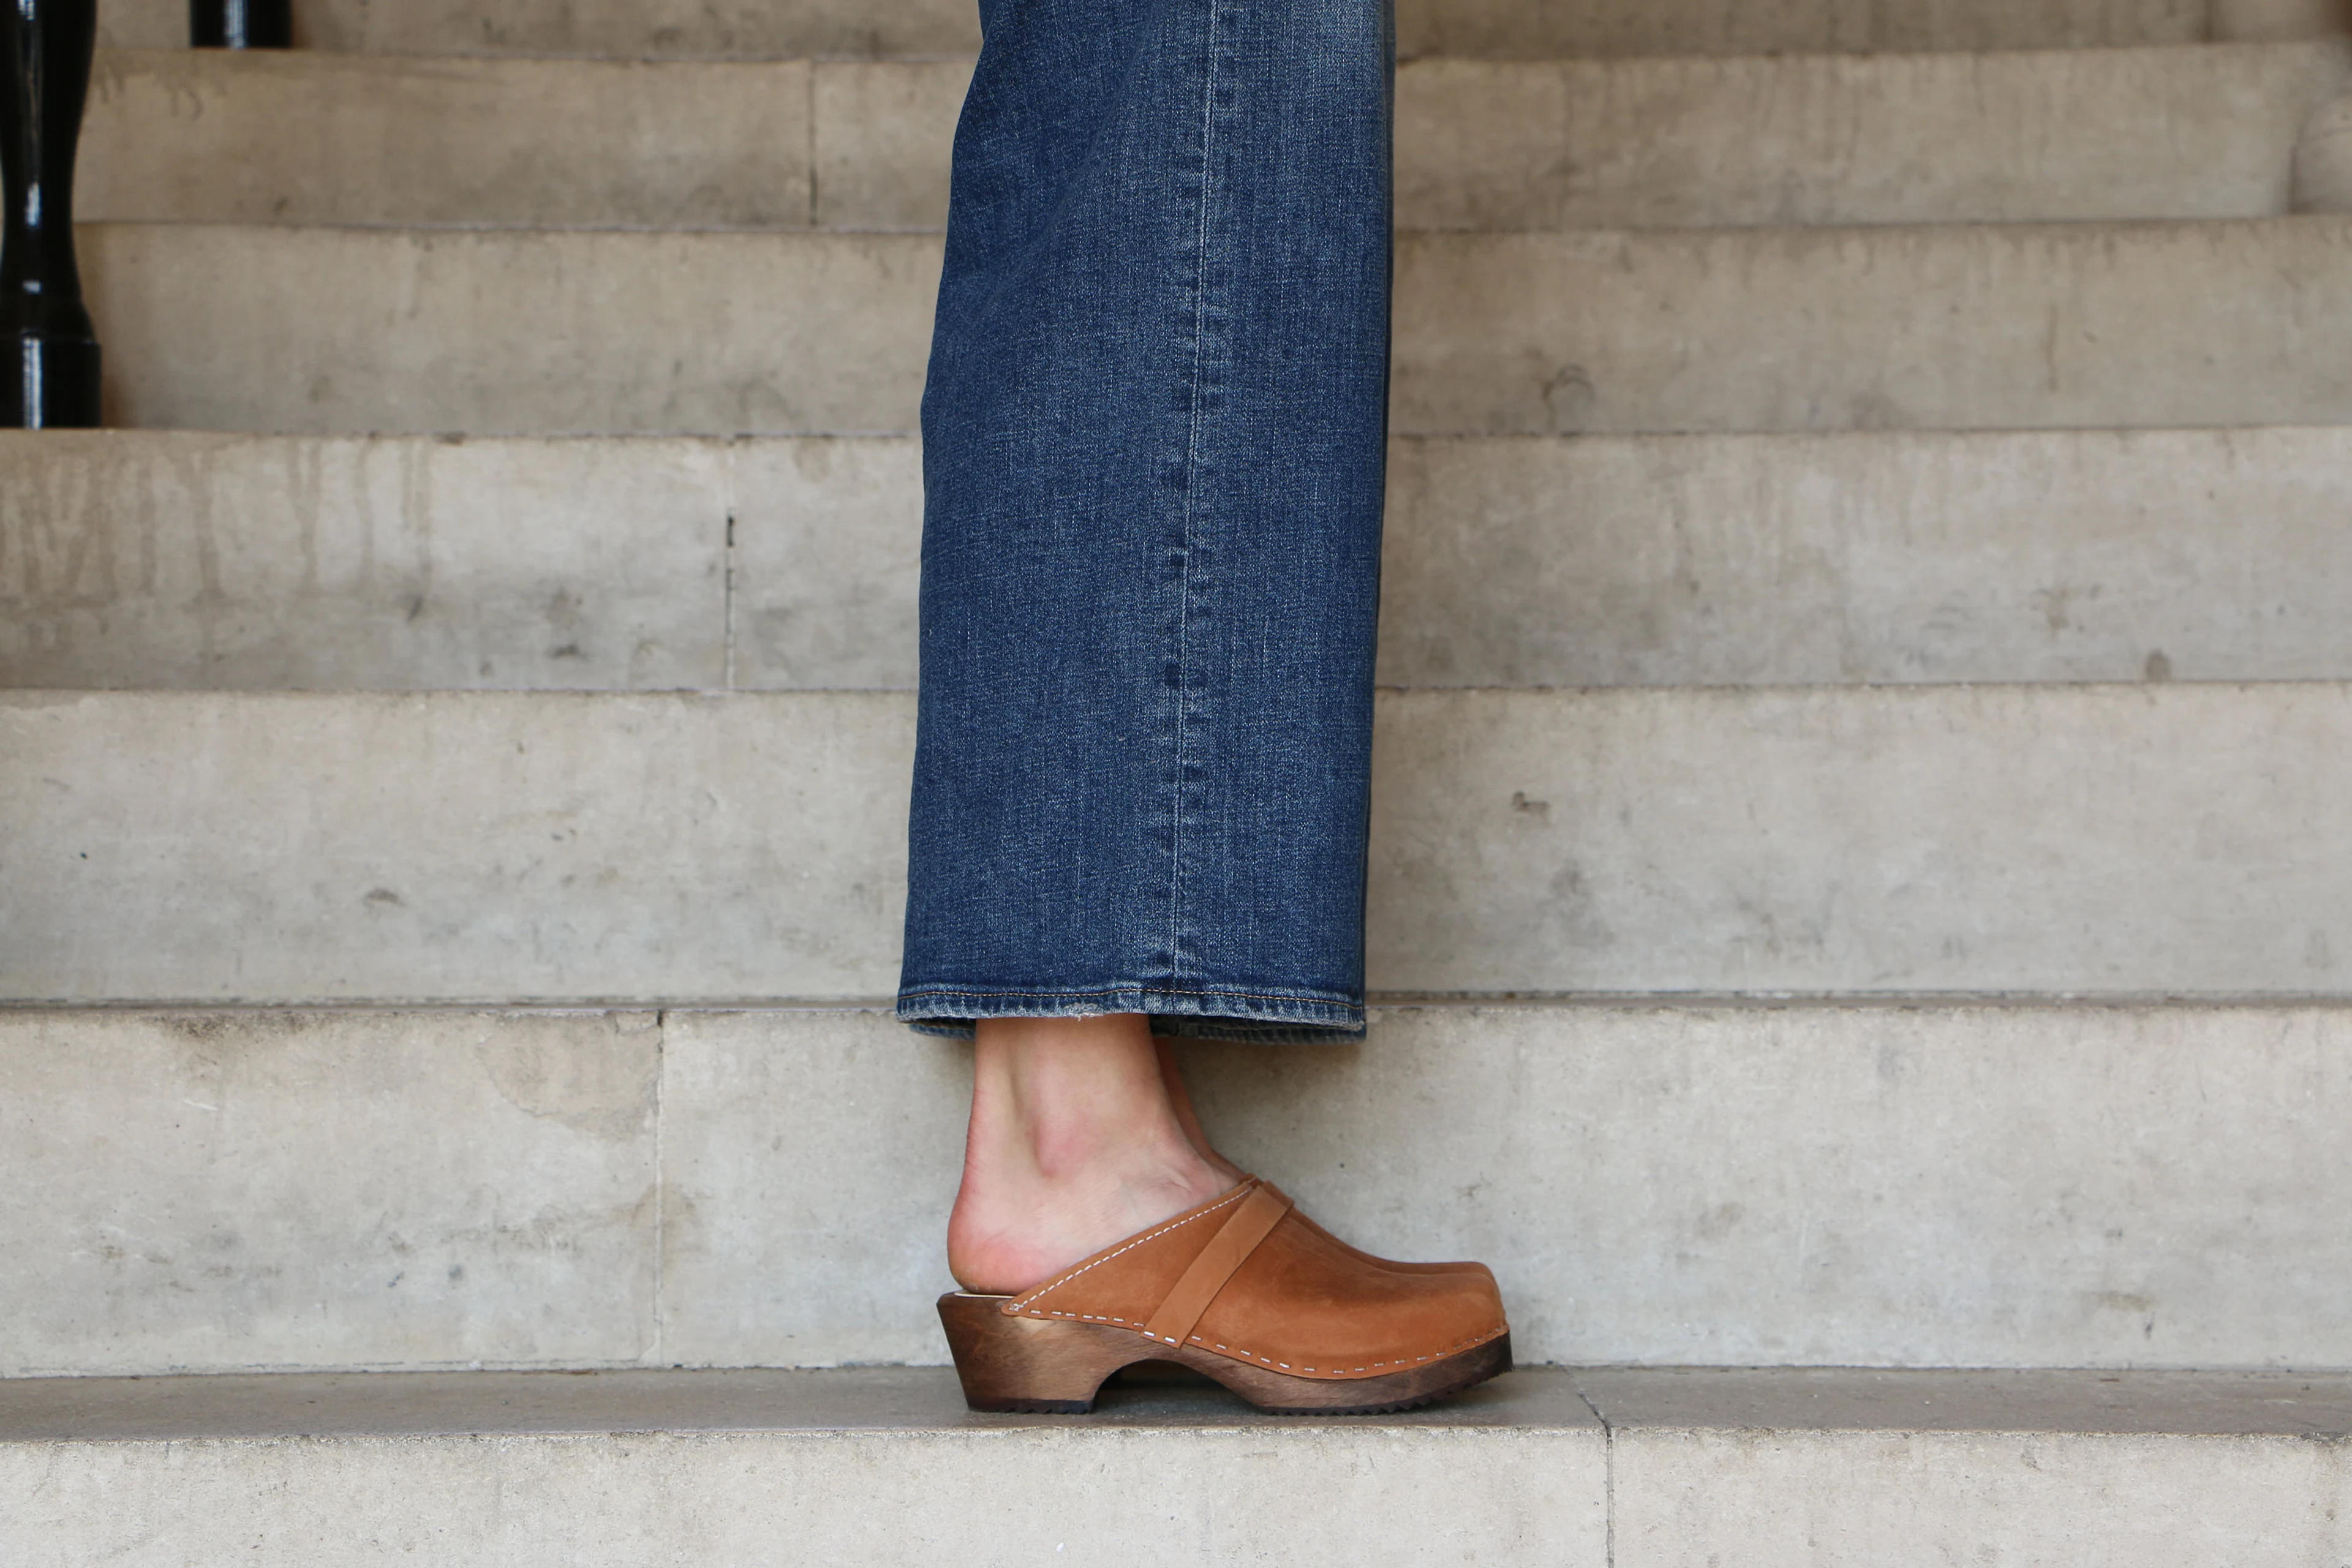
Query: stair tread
[
  {"left": 9, "top": 1365, "right": 2345, "bottom": 1560},
  {"left": 6, "top": 1366, "right": 2348, "bottom": 1442}
]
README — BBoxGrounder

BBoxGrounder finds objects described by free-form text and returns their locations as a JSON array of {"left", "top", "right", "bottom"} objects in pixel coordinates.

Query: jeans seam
[{"left": 1169, "top": 0, "right": 1229, "bottom": 992}]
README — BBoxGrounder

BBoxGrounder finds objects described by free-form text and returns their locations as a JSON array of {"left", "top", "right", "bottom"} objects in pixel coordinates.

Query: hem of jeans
[{"left": 896, "top": 984, "right": 1365, "bottom": 1045}]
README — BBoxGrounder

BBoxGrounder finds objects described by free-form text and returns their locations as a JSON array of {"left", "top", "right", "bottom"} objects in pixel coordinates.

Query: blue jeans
[{"left": 898, "top": 0, "right": 1395, "bottom": 1044}]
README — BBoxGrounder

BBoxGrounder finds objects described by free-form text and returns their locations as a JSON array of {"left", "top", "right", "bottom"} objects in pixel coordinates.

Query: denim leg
[{"left": 899, "top": 0, "right": 1394, "bottom": 1044}]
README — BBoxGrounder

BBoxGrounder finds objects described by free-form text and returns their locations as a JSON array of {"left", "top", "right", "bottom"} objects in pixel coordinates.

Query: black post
[
  {"left": 190, "top": 0, "right": 292, "bottom": 48},
  {"left": 0, "top": 0, "right": 100, "bottom": 429}
]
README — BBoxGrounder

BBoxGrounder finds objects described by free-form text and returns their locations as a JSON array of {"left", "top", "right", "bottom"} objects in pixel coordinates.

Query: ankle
[
  {"left": 948, "top": 1014, "right": 1232, "bottom": 1293},
  {"left": 965, "top": 1012, "right": 1205, "bottom": 1184}
]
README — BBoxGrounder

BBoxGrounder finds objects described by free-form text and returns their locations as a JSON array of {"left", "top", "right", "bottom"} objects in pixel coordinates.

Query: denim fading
[{"left": 898, "top": 0, "right": 1395, "bottom": 1044}]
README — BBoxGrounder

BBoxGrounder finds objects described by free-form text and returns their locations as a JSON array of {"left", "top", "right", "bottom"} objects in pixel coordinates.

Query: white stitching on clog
[
  {"left": 1009, "top": 1186, "right": 1251, "bottom": 1313},
  {"left": 1189, "top": 1322, "right": 1508, "bottom": 1381}
]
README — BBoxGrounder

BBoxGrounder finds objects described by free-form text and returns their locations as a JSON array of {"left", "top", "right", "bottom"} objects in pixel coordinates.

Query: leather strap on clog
[{"left": 1140, "top": 1180, "right": 1294, "bottom": 1346}]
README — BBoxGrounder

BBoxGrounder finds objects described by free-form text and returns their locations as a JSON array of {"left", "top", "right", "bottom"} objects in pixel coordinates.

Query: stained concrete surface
[
  {"left": 94, "top": 0, "right": 2253, "bottom": 58},
  {"left": 19, "top": 428, "right": 2352, "bottom": 691},
  {"left": 71, "top": 219, "right": 2352, "bottom": 436},
  {"left": 77, "top": 46, "right": 2349, "bottom": 233},
  {"left": 7, "top": 1005, "right": 2349, "bottom": 1374},
  {"left": 0, "top": 1364, "right": 1596, "bottom": 1438},
  {"left": 0, "top": 1009, "right": 660, "bottom": 1375},
  {"left": 1, "top": 1368, "right": 2341, "bottom": 1566},
  {"left": 0, "top": 1369, "right": 1607, "bottom": 1567},
  {"left": 0, "top": 432, "right": 732, "bottom": 691},
  {"left": 10, "top": 685, "right": 2352, "bottom": 1000}
]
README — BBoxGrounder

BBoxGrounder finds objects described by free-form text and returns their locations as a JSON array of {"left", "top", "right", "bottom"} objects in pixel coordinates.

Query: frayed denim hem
[{"left": 897, "top": 984, "right": 1365, "bottom": 1045}]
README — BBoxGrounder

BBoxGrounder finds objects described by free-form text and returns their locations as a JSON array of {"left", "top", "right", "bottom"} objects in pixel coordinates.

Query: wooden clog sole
[{"left": 939, "top": 1291, "right": 1512, "bottom": 1415}]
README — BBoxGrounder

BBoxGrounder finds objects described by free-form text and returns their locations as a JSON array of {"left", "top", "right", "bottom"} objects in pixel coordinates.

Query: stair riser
[
  {"left": 0, "top": 434, "right": 741, "bottom": 692},
  {"left": 5, "top": 1366, "right": 2342, "bottom": 1566},
  {"left": 80, "top": 227, "right": 940, "bottom": 437},
  {"left": 15, "top": 429, "right": 2352, "bottom": 693},
  {"left": 1610, "top": 1429, "right": 2343, "bottom": 1568},
  {"left": 0, "top": 1422, "right": 1607, "bottom": 1567},
  {"left": 97, "top": 0, "right": 2299, "bottom": 59},
  {"left": 84, "top": 52, "right": 832, "bottom": 232},
  {"left": 79, "top": 46, "right": 2348, "bottom": 232},
  {"left": 1383, "top": 429, "right": 2352, "bottom": 686},
  {"left": 1405, "top": 45, "right": 2342, "bottom": 230},
  {"left": 4, "top": 1425, "right": 2340, "bottom": 1568},
  {"left": 8, "top": 686, "right": 2352, "bottom": 1000},
  {"left": 83, "top": 53, "right": 966, "bottom": 233},
  {"left": 6, "top": 1006, "right": 2348, "bottom": 1377},
  {"left": 1410, "top": 0, "right": 2226, "bottom": 58},
  {"left": 2222, "top": 0, "right": 2352, "bottom": 39},
  {"left": 6, "top": 1428, "right": 2339, "bottom": 1568},
  {"left": 75, "top": 220, "right": 2352, "bottom": 436},
  {"left": 1393, "top": 219, "right": 2352, "bottom": 435},
  {"left": 97, "top": 0, "right": 982, "bottom": 58}
]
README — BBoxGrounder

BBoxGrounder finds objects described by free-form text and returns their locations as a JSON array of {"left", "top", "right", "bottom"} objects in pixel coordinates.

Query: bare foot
[
  {"left": 948, "top": 1014, "right": 1233, "bottom": 1294},
  {"left": 1156, "top": 1036, "right": 1246, "bottom": 1184}
]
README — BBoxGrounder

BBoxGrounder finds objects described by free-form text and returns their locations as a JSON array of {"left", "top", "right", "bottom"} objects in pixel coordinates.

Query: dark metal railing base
[
  {"left": 3, "top": 0, "right": 102, "bottom": 430},
  {"left": 4, "top": 333, "right": 101, "bottom": 428},
  {"left": 190, "top": 0, "right": 293, "bottom": 48}
]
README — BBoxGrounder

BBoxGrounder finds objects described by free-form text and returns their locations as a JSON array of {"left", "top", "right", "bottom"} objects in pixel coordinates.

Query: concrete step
[
  {"left": 5, "top": 1003, "right": 2348, "bottom": 1374},
  {"left": 7, "top": 684, "right": 2352, "bottom": 1003},
  {"left": 4, "top": 1369, "right": 2348, "bottom": 1566},
  {"left": 79, "top": 45, "right": 2350, "bottom": 232},
  {"left": 95, "top": 0, "right": 985, "bottom": 59},
  {"left": 1391, "top": 217, "right": 2352, "bottom": 435},
  {"left": 78, "top": 225, "right": 937, "bottom": 437},
  {"left": 75, "top": 218, "right": 2352, "bottom": 436},
  {"left": 95, "top": 0, "right": 2342, "bottom": 60},
  {"left": 1410, "top": 0, "right": 2341, "bottom": 59},
  {"left": 14, "top": 428, "right": 2352, "bottom": 693},
  {"left": 1406, "top": 42, "right": 2346, "bottom": 230},
  {"left": 0, "top": 1363, "right": 2342, "bottom": 1561}
]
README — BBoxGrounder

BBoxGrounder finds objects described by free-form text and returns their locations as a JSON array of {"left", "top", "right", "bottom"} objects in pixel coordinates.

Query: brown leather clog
[{"left": 939, "top": 1177, "right": 1510, "bottom": 1414}]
